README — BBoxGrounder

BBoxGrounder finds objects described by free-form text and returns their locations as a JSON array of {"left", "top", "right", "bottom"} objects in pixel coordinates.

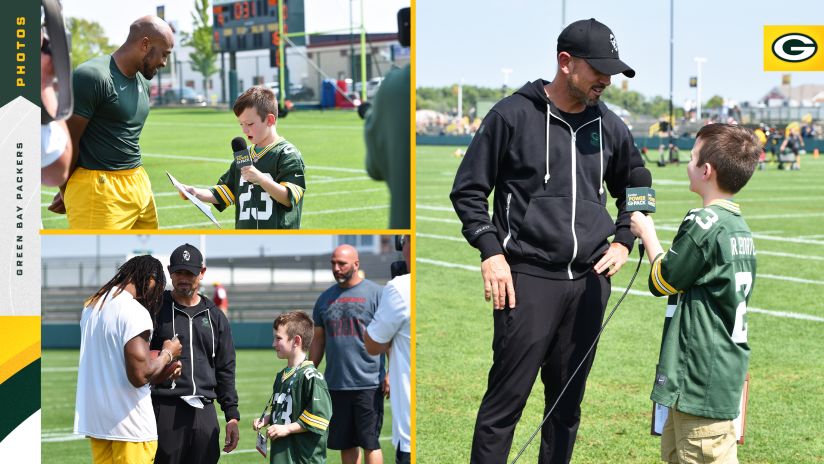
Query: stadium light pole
[
  {"left": 561, "top": 0, "right": 566, "bottom": 27},
  {"left": 694, "top": 57, "right": 707, "bottom": 123},
  {"left": 501, "top": 68, "right": 513, "bottom": 96},
  {"left": 458, "top": 78, "right": 464, "bottom": 121},
  {"left": 668, "top": 0, "right": 674, "bottom": 150}
]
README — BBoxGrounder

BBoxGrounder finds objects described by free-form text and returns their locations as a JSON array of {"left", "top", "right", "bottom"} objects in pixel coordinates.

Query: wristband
[{"left": 161, "top": 349, "right": 174, "bottom": 365}]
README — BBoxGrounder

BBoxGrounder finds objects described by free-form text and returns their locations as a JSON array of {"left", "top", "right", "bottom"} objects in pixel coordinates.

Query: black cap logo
[
  {"left": 609, "top": 33, "right": 618, "bottom": 54},
  {"left": 183, "top": 250, "right": 191, "bottom": 261}
]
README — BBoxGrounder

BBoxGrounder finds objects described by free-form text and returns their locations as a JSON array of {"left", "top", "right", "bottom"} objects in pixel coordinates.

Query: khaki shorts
[
  {"left": 661, "top": 408, "right": 737, "bottom": 464},
  {"left": 89, "top": 437, "right": 157, "bottom": 464},
  {"left": 65, "top": 166, "right": 158, "bottom": 230}
]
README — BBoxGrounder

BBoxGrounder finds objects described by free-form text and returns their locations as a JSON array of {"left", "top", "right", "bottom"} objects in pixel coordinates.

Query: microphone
[
  {"left": 232, "top": 137, "right": 252, "bottom": 168},
  {"left": 626, "top": 167, "right": 655, "bottom": 255}
]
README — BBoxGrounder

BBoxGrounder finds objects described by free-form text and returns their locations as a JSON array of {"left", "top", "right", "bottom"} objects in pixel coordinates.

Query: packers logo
[
  {"left": 764, "top": 26, "right": 824, "bottom": 71},
  {"left": 772, "top": 33, "right": 817, "bottom": 62}
]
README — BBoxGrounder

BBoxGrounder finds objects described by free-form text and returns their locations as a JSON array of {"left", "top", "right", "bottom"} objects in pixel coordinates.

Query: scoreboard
[{"left": 212, "top": 0, "right": 305, "bottom": 53}]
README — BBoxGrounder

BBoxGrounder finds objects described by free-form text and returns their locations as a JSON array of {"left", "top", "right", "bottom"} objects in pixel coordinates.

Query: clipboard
[{"left": 166, "top": 171, "right": 223, "bottom": 229}]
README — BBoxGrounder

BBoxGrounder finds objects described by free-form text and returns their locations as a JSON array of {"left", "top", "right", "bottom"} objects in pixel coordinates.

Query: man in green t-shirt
[
  {"left": 631, "top": 123, "right": 760, "bottom": 463},
  {"left": 48, "top": 16, "right": 174, "bottom": 229}
]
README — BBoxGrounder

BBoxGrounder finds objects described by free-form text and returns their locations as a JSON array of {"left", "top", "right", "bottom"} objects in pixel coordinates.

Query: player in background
[
  {"left": 254, "top": 311, "right": 332, "bottom": 464},
  {"left": 180, "top": 86, "right": 306, "bottom": 229},
  {"left": 630, "top": 123, "right": 759, "bottom": 463}
]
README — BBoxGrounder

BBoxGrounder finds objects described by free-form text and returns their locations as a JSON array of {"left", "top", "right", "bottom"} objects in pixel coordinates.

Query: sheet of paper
[{"left": 166, "top": 171, "right": 222, "bottom": 229}]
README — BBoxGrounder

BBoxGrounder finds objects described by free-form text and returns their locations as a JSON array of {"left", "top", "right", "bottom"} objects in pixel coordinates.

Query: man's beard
[
  {"left": 568, "top": 78, "right": 601, "bottom": 107},
  {"left": 141, "top": 54, "right": 157, "bottom": 80},
  {"left": 335, "top": 268, "right": 355, "bottom": 284},
  {"left": 173, "top": 285, "right": 197, "bottom": 298}
]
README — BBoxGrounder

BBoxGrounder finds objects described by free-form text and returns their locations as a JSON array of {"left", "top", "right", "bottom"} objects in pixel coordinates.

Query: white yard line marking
[
  {"left": 141, "top": 152, "right": 366, "bottom": 173},
  {"left": 160, "top": 205, "right": 388, "bottom": 229},
  {"left": 417, "top": 257, "right": 824, "bottom": 322}
]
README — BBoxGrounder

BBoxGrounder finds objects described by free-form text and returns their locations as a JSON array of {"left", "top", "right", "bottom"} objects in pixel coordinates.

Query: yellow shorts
[
  {"left": 661, "top": 408, "right": 738, "bottom": 464},
  {"left": 65, "top": 166, "right": 158, "bottom": 230},
  {"left": 89, "top": 437, "right": 157, "bottom": 464}
]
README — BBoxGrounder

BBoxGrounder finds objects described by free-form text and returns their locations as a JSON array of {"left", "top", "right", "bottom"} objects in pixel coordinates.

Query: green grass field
[
  {"left": 42, "top": 350, "right": 396, "bottom": 463},
  {"left": 415, "top": 146, "right": 824, "bottom": 463},
  {"left": 41, "top": 108, "right": 390, "bottom": 230}
]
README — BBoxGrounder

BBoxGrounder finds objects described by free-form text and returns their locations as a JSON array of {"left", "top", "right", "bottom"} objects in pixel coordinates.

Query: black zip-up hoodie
[
  {"left": 150, "top": 291, "right": 240, "bottom": 422},
  {"left": 450, "top": 79, "right": 644, "bottom": 279}
]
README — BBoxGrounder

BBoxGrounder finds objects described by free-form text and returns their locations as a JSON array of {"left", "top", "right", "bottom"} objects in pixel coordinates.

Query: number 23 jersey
[
  {"left": 210, "top": 138, "right": 306, "bottom": 229},
  {"left": 648, "top": 199, "right": 756, "bottom": 420},
  {"left": 268, "top": 361, "right": 332, "bottom": 464}
]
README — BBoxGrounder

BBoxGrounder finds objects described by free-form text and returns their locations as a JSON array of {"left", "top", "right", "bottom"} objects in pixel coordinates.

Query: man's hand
[
  {"left": 481, "top": 254, "right": 515, "bottom": 310},
  {"left": 593, "top": 242, "right": 630, "bottom": 277},
  {"left": 48, "top": 191, "right": 66, "bottom": 214},
  {"left": 240, "top": 165, "right": 264, "bottom": 185},
  {"left": 382, "top": 375, "right": 390, "bottom": 399},
  {"left": 224, "top": 419, "right": 240, "bottom": 452},
  {"left": 168, "top": 361, "right": 183, "bottom": 381},
  {"left": 267, "top": 424, "right": 290, "bottom": 440}
]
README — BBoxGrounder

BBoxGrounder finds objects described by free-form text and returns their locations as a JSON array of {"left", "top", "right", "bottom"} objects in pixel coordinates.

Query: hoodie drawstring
[
  {"left": 545, "top": 104, "right": 551, "bottom": 184},
  {"left": 208, "top": 311, "right": 215, "bottom": 358},
  {"left": 598, "top": 118, "right": 604, "bottom": 196}
]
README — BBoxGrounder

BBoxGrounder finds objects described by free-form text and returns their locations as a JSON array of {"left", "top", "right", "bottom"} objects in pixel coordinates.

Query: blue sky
[{"left": 416, "top": 0, "right": 824, "bottom": 104}]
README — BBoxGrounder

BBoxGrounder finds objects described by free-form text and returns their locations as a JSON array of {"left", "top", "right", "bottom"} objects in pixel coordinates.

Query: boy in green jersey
[
  {"left": 253, "top": 311, "right": 332, "bottom": 464},
  {"left": 181, "top": 86, "right": 306, "bottom": 229},
  {"left": 630, "top": 124, "right": 760, "bottom": 464}
]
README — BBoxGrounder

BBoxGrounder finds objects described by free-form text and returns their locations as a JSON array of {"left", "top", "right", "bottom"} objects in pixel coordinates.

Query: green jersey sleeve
[
  {"left": 275, "top": 147, "right": 306, "bottom": 208},
  {"left": 649, "top": 209, "right": 712, "bottom": 296},
  {"left": 296, "top": 368, "right": 331, "bottom": 435},
  {"left": 210, "top": 163, "right": 239, "bottom": 212}
]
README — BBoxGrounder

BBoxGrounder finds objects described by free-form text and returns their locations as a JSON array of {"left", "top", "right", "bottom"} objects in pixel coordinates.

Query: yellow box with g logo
[{"left": 764, "top": 26, "right": 824, "bottom": 71}]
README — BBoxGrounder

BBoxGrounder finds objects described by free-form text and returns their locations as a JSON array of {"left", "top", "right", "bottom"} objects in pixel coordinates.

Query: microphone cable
[{"left": 510, "top": 246, "right": 646, "bottom": 464}]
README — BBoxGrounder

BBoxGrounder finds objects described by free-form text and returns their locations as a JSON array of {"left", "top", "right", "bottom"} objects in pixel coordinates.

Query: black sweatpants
[
  {"left": 471, "top": 271, "right": 611, "bottom": 464},
  {"left": 152, "top": 396, "right": 221, "bottom": 464}
]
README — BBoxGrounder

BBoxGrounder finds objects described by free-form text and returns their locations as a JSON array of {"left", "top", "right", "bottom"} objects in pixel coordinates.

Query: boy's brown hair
[
  {"left": 273, "top": 311, "right": 314, "bottom": 350},
  {"left": 695, "top": 123, "right": 760, "bottom": 194},
  {"left": 232, "top": 86, "right": 278, "bottom": 122}
]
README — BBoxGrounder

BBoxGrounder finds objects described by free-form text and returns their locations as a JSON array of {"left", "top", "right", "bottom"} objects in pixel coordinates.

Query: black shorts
[{"left": 327, "top": 387, "right": 384, "bottom": 450}]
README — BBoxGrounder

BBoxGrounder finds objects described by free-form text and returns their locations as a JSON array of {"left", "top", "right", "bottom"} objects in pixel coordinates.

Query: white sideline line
[
  {"left": 416, "top": 204, "right": 454, "bottom": 212},
  {"left": 160, "top": 205, "right": 388, "bottom": 229},
  {"left": 145, "top": 121, "right": 361, "bottom": 131},
  {"left": 42, "top": 185, "right": 384, "bottom": 207},
  {"left": 141, "top": 152, "right": 367, "bottom": 173},
  {"left": 419, "top": 232, "right": 824, "bottom": 283},
  {"left": 655, "top": 224, "right": 824, "bottom": 246},
  {"left": 416, "top": 258, "right": 824, "bottom": 322},
  {"left": 416, "top": 215, "right": 461, "bottom": 225}
]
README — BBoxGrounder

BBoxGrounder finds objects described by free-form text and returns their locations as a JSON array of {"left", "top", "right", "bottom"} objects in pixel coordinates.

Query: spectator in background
[
  {"left": 365, "top": 235, "right": 411, "bottom": 464},
  {"left": 780, "top": 126, "right": 805, "bottom": 170},
  {"left": 311, "top": 245, "right": 386, "bottom": 464},
  {"left": 212, "top": 282, "right": 229, "bottom": 318}
]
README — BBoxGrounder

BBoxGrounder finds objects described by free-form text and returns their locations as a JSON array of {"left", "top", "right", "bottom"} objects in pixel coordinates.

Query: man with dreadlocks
[{"left": 74, "top": 255, "right": 183, "bottom": 464}]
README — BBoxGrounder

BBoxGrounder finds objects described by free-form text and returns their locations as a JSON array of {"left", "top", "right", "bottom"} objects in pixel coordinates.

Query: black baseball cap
[
  {"left": 169, "top": 243, "right": 204, "bottom": 274},
  {"left": 557, "top": 18, "right": 635, "bottom": 78}
]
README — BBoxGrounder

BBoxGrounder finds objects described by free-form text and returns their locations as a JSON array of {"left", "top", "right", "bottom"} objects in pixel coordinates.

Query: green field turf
[
  {"left": 42, "top": 349, "right": 396, "bottom": 463},
  {"left": 41, "top": 108, "right": 390, "bottom": 230},
  {"left": 415, "top": 146, "right": 824, "bottom": 463}
]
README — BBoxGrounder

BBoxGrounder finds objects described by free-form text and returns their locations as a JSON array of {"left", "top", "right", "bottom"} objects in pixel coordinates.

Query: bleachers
[{"left": 42, "top": 280, "right": 389, "bottom": 324}]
